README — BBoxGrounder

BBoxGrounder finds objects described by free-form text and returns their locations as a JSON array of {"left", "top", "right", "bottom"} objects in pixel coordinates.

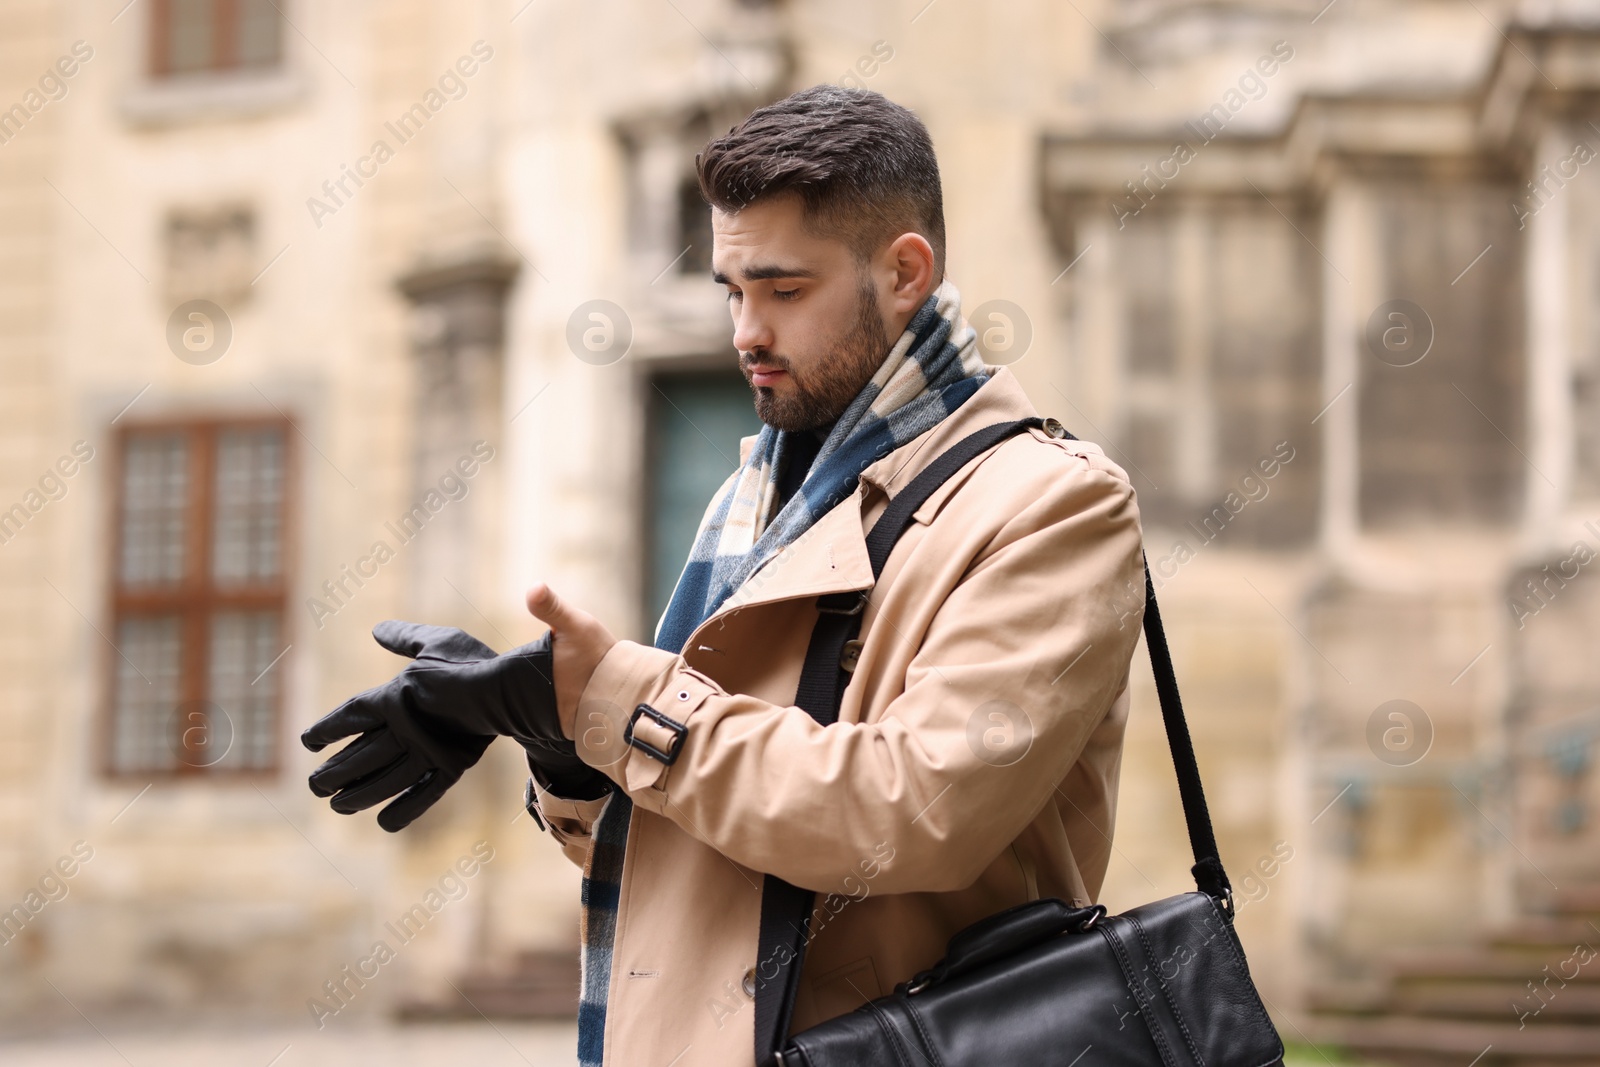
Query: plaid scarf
[{"left": 575, "top": 280, "right": 990, "bottom": 1065}]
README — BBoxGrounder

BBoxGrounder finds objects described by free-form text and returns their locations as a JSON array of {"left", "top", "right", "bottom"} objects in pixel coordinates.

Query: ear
[{"left": 882, "top": 232, "right": 937, "bottom": 323}]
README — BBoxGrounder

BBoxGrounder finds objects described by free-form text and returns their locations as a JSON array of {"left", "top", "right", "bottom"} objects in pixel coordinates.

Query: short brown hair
[{"left": 695, "top": 85, "right": 946, "bottom": 279}]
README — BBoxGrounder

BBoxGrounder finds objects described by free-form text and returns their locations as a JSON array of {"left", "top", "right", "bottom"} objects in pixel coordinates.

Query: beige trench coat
[{"left": 530, "top": 364, "right": 1147, "bottom": 1065}]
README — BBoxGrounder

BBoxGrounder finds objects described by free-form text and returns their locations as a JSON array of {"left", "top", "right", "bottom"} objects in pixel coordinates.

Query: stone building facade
[{"left": 0, "top": 0, "right": 1596, "bottom": 1052}]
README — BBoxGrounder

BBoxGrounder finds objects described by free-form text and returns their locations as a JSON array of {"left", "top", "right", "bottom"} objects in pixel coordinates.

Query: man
[{"left": 303, "top": 86, "right": 1146, "bottom": 1066}]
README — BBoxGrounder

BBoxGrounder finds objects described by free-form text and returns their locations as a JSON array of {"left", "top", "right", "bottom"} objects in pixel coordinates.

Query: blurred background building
[{"left": 2, "top": 0, "right": 1599, "bottom": 1063}]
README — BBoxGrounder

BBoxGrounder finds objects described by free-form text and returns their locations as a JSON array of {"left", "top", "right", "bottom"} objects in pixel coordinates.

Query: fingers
[
  {"left": 524, "top": 583, "right": 563, "bottom": 627},
  {"left": 307, "top": 730, "right": 404, "bottom": 798},
  {"left": 301, "top": 697, "right": 386, "bottom": 752},
  {"left": 376, "top": 767, "right": 463, "bottom": 833},
  {"left": 371, "top": 620, "right": 444, "bottom": 659},
  {"left": 372, "top": 620, "right": 497, "bottom": 663},
  {"left": 327, "top": 751, "right": 428, "bottom": 815},
  {"left": 524, "top": 583, "right": 618, "bottom": 657}
]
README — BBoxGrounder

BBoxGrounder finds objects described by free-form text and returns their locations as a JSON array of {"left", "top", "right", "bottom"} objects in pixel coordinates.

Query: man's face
[{"left": 711, "top": 194, "right": 891, "bottom": 432}]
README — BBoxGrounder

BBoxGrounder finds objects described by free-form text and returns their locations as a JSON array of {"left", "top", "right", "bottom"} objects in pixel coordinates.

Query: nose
[{"left": 731, "top": 299, "right": 774, "bottom": 356}]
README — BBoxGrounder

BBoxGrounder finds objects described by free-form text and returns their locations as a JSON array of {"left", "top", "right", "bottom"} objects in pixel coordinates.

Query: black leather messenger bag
[{"left": 756, "top": 417, "right": 1285, "bottom": 1067}]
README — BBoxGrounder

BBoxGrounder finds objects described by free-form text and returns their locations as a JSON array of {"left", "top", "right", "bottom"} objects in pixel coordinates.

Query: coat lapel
[
  {"left": 690, "top": 366, "right": 1039, "bottom": 644},
  {"left": 706, "top": 487, "right": 875, "bottom": 619}
]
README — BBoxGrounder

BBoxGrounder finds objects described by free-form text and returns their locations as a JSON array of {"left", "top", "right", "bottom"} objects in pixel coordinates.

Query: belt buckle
[{"left": 624, "top": 703, "right": 688, "bottom": 765}]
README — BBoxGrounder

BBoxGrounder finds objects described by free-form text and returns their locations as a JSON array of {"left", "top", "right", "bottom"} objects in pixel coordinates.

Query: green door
[{"left": 644, "top": 369, "right": 765, "bottom": 639}]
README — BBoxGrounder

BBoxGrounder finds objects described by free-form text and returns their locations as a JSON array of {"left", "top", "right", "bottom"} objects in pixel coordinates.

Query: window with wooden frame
[
  {"left": 148, "top": 0, "right": 285, "bottom": 78},
  {"left": 106, "top": 420, "right": 292, "bottom": 775}
]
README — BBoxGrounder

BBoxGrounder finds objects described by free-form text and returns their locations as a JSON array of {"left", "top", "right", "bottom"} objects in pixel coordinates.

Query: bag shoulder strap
[
  {"left": 1138, "top": 555, "right": 1231, "bottom": 902},
  {"left": 754, "top": 417, "right": 1233, "bottom": 1065},
  {"left": 754, "top": 417, "right": 1045, "bottom": 1064},
  {"left": 792, "top": 416, "right": 1048, "bottom": 720}
]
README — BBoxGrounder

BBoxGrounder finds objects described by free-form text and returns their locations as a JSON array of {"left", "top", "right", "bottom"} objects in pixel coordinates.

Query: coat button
[
  {"left": 840, "top": 639, "right": 864, "bottom": 674},
  {"left": 742, "top": 967, "right": 757, "bottom": 997},
  {"left": 1042, "top": 416, "right": 1068, "bottom": 439}
]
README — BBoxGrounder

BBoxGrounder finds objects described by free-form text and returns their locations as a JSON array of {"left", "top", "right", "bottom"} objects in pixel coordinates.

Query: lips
[{"left": 747, "top": 364, "right": 786, "bottom": 386}]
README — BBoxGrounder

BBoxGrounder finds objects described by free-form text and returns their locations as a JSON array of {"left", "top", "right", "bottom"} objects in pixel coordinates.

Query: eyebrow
[{"left": 711, "top": 264, "right": 822, "bottom": 285}]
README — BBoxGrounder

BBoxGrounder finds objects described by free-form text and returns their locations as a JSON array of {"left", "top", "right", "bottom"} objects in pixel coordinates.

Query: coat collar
[{"left": 710, "top": 365, "right": 1040, "bottom": 626}]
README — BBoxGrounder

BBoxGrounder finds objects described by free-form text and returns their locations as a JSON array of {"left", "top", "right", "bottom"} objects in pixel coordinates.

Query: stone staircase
[
  {"left": 1309, "top": 885, "right": 1600, "bottom": 1066},
  {"left": 399, "top": 949, "right": 579, "bottom": 1020}
]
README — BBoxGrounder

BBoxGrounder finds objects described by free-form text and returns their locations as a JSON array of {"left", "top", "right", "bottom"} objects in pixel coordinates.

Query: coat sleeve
[
  {"left": 527, "top": 776, "right": 614, "bottom": 870},
  {"left": 570, "top": 453, "right": 1146, "bottom": 895}
]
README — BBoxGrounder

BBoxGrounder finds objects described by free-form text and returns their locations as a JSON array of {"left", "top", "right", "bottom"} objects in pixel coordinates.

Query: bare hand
[{"left": 524, "top": 583, "right": 619, "bottom": 741}]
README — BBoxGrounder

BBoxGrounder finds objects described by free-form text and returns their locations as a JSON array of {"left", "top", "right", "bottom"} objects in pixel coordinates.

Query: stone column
[
  {"left": 1523, "top": 123, "right": 1574, "bottom": 545},
  {"left": 395, "top": 256, "right": 520, "bottom": 624},
  {"left": 1317, "top": 180, "right": 1375, "bottom": 560},
  {"left": 1173, "top": 202, "right": 1214, "bottom": 499},
  {"left": 1072, "top": 210, "right": 1123, "bottom": 439},
  {"left": 1301, "top": 175, "right": 1377, "bottom": 984},
  {"left": 630, "top": 128, "right": 686, "bottom": 283}
]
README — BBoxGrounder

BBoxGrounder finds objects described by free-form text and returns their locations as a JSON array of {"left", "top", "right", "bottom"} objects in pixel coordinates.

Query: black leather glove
[{"left": 301, "top": 620, "right": 612, "bottom": 832}]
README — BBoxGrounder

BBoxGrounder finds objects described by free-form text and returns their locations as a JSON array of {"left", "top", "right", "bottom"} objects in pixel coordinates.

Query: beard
[{"left": 743, "top": 274, "right": 891, "bottom": 433}]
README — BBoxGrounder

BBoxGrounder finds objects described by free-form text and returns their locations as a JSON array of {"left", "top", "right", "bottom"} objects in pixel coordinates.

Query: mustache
[{"left": 742, "top": 353, "right": 791, "bottom": 372}]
